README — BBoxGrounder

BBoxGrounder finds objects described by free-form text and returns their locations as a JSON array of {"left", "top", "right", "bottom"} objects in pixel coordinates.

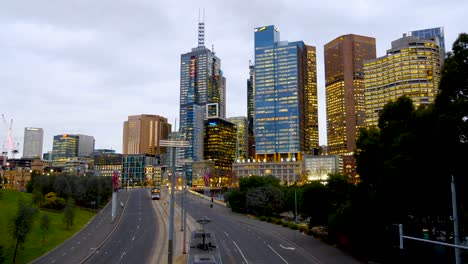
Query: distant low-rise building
[
  {"left": 232, "top": 160, "right": 302, "bottom": 184},
  {"left": 93, "top": 152, "right": 123, "bottom": 177},
  {"left": 303, "top": 155, "right": 343, "bottom": 181}
]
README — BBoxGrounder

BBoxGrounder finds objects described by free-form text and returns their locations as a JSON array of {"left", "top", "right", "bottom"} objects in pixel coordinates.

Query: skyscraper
[
  {"left": 52, "top": 134, "right": 94, "bottom": 166},
  {"left": 22, "top": 127, "right": 43, "bottom": 159},
  {"left": 409, "top": 27, "right": 445, "bottom": 60},
  {"left": 247, "top": 63, "right": 255, "bottom": 158},
  {"left": 324, "top": 34, "right": 376, "bottom": 155},
  {"left": 122, "top": 114, "right": 171, "bottom": 155},
  {"left": 204, "top": 117, "right": 236, "bottom": 178},
  {"left": 364, "top": 35, "right": 441, "bottom": 126},
  {"left": 228, "top": 116, "right": 249, "bottom": 160},
  {"left": 253, "top": 25, "right": 318, "bottom": 162},
  {"left": 179, "top": 20, "right": 225, "bottom": 163}
]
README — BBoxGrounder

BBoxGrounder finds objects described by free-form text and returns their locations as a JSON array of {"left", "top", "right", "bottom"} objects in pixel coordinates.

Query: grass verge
[{"left": 0, "top": 189, "right": 94, "bottom": 264}]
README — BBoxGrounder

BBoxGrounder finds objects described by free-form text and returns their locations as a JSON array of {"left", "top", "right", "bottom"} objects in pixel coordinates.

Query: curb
[
  {"left": 79, "top": 190, "right": 131, "bottom": 264},
  {"left": 188, "top": 189, "right": 227, "bottom": 207}
]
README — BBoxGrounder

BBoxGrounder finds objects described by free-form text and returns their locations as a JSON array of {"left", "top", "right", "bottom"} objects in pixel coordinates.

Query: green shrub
[
  {"left": 43, "top": 192, "right": 66, "bottom": 210},
  {"left": 266, "top": 217, "right": 273, "bottom": 223},
  {"left": 259, "top": 216, "right": 267, "bottom": 221}
]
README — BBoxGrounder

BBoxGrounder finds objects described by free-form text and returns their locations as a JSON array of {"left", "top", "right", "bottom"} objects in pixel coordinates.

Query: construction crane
[{"left": 1, "top": 114, "right": 17, "bottom": 159}]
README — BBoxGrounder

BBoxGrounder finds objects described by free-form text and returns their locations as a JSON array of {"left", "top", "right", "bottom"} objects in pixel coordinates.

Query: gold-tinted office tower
[
  {"left": 122, "top": 114, "right": 171, "bottom": 155},
  {"left": 324, "top": 34, "right": 376, "bottom": 155},
  {"left": 364, "top": 35, "right": 441, "bottom": 126},
  {"left": 304, "top": 45, "right": 318, "bottom": 153}
]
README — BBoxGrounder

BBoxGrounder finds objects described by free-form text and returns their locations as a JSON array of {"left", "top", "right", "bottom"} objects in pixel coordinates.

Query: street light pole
[
  {"left": 160, "top": 139, "right": 189, "bottom": 264},
  {"left": 168, "top": 146, "right": 176, "bottom": 264}
]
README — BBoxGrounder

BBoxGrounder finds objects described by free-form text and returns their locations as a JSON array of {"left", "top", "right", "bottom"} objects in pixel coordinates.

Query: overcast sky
[{"left": 1, "top": 0, "right": 466, "bottom": 155}]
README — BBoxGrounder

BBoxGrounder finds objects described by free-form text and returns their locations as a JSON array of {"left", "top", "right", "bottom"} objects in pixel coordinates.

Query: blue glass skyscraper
[
  {"left": 409, "top": 27, "right": 445, "bottom": 58},
  {"left": 253, "top": 25, "right": 318, "bottom": 162}
]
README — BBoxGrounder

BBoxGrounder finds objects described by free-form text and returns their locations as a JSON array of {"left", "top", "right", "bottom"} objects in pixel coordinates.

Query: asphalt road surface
[
  {"left": 84, "top": 188, "right": 159, "bottom": 264},
  {"left": 179, "top": 191, "right": 361, "bottom": 264}
]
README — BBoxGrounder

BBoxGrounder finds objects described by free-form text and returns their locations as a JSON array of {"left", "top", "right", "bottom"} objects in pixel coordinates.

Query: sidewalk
[{"left": 32, "top": 190, "right": 130, "bottom": 264}]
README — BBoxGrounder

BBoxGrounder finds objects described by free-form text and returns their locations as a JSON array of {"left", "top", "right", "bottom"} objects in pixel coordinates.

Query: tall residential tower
[{"left": 324, "top": 34, "right": 376, "bottom": 155}]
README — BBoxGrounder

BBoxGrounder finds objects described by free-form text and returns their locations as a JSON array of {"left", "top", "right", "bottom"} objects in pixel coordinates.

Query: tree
[
  {"left": 63, "top": 199, "right": 75, "bottom": 230},
  {"left": 300, "top": 182, "right": 329, "bottom": 227},
  {"left": 10, "top": 199, "right": 38, "bottom": 263},
  {"left": 246, "top": 185, "right": 283, "bottom": 216},
  {"left": 40, "top": 214, "right": 50, "bottom": 242}
]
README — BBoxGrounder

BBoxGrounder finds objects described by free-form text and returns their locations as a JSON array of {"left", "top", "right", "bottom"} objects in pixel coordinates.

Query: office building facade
[
  {"left": 303, "top": 154, "right": 342, "bottom": 182},
  {"left": 228, "top": 116, "right": 249, "bottom": 160},
  {"left": 364, "top": 35, "right": 441, "bottom": 126},
  {"left": 122, "top": 154, "right": 158, "bottom": 185},
  {"left": 52, "top": 134, "right": 79, "bottom": 166},
  {"left": 52, "top": 134, "right": 95, "bottom": 166},
  {"left": 77, "top": 134, "right": 95, "bottom": 157},
  {"left": 22, "top": 127, "right": 43, "bottom": 159},
  {"left": 122, "top": 114, "right": 171, "bottom": 155},
  {"left": 324, "top": 34, "right": 376, "bottom": 155},
  {"left": 247, "top": 63, "right": 255, "bottom": 158},
  {"left": 254, "top": 25, "right": 318, "bottom": 162},
  {"left": 179, "top": 22, "right": 226, "bottom": 164},
  {"left": 409, "top": 27, "right": 445, "bottom": 61},
  {"left": 204, "top": 117, "right": 236, "bottom": 177}
]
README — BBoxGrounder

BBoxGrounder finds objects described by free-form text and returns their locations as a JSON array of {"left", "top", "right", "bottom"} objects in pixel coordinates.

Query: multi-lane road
[
  {"left": 33, "top": 187, "right": 361, "bottom": 264},
  {"left": 178, "top": 190, "right": 361, "bottom": 264},
  {"left": 84, "top": 188, "right": 160, "bottom": 263}
]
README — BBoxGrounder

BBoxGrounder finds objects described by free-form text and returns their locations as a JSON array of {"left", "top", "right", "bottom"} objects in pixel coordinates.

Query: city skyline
[{"left": 1, "top": 0, "right": 465, "bottom": 155}]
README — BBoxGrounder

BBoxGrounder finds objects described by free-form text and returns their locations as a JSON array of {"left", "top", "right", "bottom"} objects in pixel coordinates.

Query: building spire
[{"left": 198, "top": 9, "right": 205, "bottom": 47}]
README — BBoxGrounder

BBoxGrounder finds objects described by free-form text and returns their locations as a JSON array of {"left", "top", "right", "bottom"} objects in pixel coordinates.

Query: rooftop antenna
[{"left": 198, "top": 9, "right": 205, "bottom": 47}]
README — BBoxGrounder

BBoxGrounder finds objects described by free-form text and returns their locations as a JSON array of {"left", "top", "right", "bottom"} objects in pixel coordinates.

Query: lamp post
[
  {"left": 160, "top": 139, "right": 189, "bottom": 264},
  {"left": 177, "top": 159, "right": 193, "bottom": 254}
]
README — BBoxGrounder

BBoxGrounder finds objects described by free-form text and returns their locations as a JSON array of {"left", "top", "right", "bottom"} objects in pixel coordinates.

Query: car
[{"left": 151, "top": 188, "right": 161, "bottom": 200}]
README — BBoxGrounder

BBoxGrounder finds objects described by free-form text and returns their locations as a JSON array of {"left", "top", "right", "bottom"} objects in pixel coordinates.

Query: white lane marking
[
  {"left": 62, "top": 252, "right": 66, "bottom": 256},
  {"left": 137, "top": 225, "right": 140, "bottom": 229},
  {"left": 120, "top": 251, "right": 126, "bottom": 259},
  {"left": 70, "top": 247, "right": 75, "bottom": 250},
  {"left": 267, "top": 244, "right": 288, "bottom": 264},
  {"left": 132, "top": 236, "right": 135, "bottom": 241},
  {"left": 139, "top": 218, "right": 141, "bottom": 221},
  {"left": 280, "top": 244, "right": 295, "bottom": 250},
  {"left": 51, "top": 260, "right": 56, "bottom": 263},
  {"left": 233, "top": 241, "right": 248, "bottom": 264},
  {"left": 77, "top": 241, "right": 80, "bottom": 244},
  {"left": 223, "top": 231, "right": 229, "bottom": 237}
]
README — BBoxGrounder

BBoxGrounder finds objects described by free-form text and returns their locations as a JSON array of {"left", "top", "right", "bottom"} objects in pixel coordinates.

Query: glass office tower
[
  {"left": 409, "top": 27, "right": 445, "bottom": 59},
  {"left": 180, "top": 21, "right": 226, "bottom": 184},
  {"left": 254, "top": 25, "right": 317, "bottom": 162}
]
